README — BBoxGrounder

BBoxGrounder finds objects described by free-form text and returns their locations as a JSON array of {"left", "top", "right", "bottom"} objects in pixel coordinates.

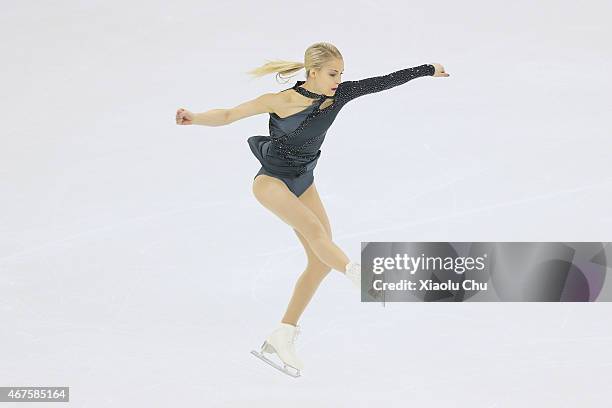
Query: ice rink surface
[{"left": 2, "top": 1, "right": 611, "bottom": 406}]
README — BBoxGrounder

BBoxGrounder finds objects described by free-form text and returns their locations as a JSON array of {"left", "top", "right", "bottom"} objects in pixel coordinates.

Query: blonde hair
[{"left": 247, "top": 42, "right": 343, "bottom": 84}]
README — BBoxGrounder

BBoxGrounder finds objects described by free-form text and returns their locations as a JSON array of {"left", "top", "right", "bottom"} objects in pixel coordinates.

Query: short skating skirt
[{"left": 248, "top": 135, "right": 317, "bottom": 198}]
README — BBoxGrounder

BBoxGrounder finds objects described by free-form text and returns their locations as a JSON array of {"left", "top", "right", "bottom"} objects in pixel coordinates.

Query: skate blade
[{"left": 250, "top": 350, "right": 301, "bottom": 378}]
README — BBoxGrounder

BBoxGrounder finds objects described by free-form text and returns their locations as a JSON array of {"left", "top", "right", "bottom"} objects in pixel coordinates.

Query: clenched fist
[
  {"left": 176, "top": 108, "right": 194, "bottom": 125},
  {"left": 430, "top": 63, "right": 450, "bottom": 77}
]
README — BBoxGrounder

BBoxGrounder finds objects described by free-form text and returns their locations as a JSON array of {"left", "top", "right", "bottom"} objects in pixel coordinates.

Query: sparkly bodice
[
  {"left": 248, "top": 64, "right": 435, "bottom": 176},
  {"left": 292, "top": 83, "right": 334, "bottom": 100}
]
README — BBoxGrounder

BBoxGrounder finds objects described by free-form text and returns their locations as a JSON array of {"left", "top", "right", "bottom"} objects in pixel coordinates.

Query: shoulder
[
  {"left": 262, "top": 90, "right": 294, "bottom": 112},
  {"left": 257, "top": 92, "right": 281, "bottom": 112},
  {"left": 332, "top": 81, "right": 353, "bottom": 101},
  {"left": 335, "top": 80, "right": 354, "bottom": 94},
  {"left": 250, "top": 92, "right": 283, "bottom": 112},
  {"left": 227, "top": 92, "right": 280, "bottom": 123}
]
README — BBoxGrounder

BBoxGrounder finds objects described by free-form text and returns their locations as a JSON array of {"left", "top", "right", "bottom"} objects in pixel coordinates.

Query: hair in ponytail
[{"left": 246, "top": 42, "right": 343, "bottom": 84}]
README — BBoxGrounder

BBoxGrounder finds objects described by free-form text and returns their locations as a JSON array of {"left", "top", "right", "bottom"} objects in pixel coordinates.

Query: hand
[
  {"left": 176, "top": 108, "right": 194, "bottom": 125},
  {"left": 430, "top": 63, "right": 449, "bottom": 77}
]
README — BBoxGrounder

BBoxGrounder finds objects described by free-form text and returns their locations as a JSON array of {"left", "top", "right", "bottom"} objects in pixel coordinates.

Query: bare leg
[
  {"left": 280, "top": 182, "right": 336, "bottom": 325},
  {"left": 252, "top": 176, "right": 350, "bottom": 326},
  {"left": 252, "top": 175, "right": 350, "bottom": 272},
  {"left": 281, "top": 228, "right": 332, "bottom": 325}
]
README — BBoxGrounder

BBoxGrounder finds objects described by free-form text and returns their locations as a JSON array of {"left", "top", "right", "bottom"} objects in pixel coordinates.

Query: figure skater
[{"left": 175, "top": 42, "right": 449, "bottom": 377}]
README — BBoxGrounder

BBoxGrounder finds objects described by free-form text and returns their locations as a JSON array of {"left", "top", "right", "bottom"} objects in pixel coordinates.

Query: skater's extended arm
[
  {"left": 175, "top": 107, "right": 228, "bottom": 126},
  {"left": 176, "top": 93, "right": 277, "bottom": 127},
  {"left": 225, "top": 93, "right": 277, "bottom": 124},
  {"left": 337, "top": 64, "right": 436, "bottom": 104},
  {"left": 191, "top": 109, "right": 230, "bottom": 126}
]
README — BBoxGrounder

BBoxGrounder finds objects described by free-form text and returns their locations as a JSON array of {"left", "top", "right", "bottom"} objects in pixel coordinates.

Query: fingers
[
  {"left": 432, "top": 63, "right": 450, "bottom": 77},
  {"left": 176, "top": 108, "right": 185, "bottom": 124},
  {"left": 175, "top": 108, "right": 193, "bottom": 125}
]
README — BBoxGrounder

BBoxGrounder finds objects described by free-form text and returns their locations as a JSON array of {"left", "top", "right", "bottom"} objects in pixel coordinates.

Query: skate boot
[
  {"left": 345, "top": 261, "right": 361, "bottom": 289},
  {"left": 250, "top": 323, "right": 303, "bottom": 378},
  {"left": 346, "top": 261, "right": 384, "bottom": 300}
]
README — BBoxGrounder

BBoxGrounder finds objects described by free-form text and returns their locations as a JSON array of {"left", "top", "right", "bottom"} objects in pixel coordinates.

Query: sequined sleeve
[{"left": 337, "top": 64, "right": 435, "bottom": 104}]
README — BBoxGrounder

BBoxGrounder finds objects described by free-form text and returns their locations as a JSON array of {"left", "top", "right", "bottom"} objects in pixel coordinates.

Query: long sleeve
[{"left": 337, "top": 64, "right": 435, "bottom": 104}]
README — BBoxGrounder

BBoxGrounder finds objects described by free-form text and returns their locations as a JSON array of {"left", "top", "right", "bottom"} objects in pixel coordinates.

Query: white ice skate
[
  {"left": 250, "top": 323, "right": 303, "bottom": 378},
  {"left": 345, "top": 261, "right": 361, "bottom": 289},
  {"left": 346, "top": 261, "right": 383, "bottom": 300}
]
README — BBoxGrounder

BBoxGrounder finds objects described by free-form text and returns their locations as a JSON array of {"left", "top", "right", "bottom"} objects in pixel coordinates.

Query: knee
[
  {"left": 301, "top": 220, "right": 329, "bottom": 243},
  {"left": 309, "top": 261, "right": 332, "bottom": 274},
  {"left": 307, "top": 232, "right": 333, "bottom": 250},
  {"left": 303, "top": 263, "right": 332, "bottom": 281}
]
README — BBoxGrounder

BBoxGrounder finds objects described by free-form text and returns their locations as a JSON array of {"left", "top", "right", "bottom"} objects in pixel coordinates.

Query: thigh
[
  {"left": 293, "top": 182, "right": 333, "bottom": 269},
  {"left": 297, "top": 182, "right": 331, "bottom": 239},
  {"left": 252, "top": 174, "right": 328, "bottom": 239}
]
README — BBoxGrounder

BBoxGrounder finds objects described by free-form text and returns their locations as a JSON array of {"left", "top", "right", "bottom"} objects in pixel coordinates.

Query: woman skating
[{"left": 176, "top": 42, "right": 449, "bottom": 377}]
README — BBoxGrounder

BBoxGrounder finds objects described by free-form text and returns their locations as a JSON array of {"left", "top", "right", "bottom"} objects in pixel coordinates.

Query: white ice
[{"left": 1, "top": 0, "right": 612, "bottom": 407}]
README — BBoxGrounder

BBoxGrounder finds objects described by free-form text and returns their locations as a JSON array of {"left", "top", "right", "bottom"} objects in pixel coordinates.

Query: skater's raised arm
[
  {"left": 175, "top": 93, "right": 278, "bottom": 127},
  {"left": 175, "top": 108, "right": 227, "bottom": 126},
  {"left": 337, "top": 63, "right": 447, "bottom": 104},
  {"left": 226, "top": 93, "right": 277, "bottom": 124}
]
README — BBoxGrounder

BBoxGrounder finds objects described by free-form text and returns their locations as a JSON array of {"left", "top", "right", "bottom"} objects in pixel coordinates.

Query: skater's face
[{"left": 310, "top": 58, "right": 344, "bottom": 97}]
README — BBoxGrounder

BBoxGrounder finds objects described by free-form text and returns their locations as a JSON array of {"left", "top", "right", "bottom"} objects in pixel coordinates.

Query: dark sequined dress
[{"left": 248, "top": 63, "right": 435, "bottom": 197}]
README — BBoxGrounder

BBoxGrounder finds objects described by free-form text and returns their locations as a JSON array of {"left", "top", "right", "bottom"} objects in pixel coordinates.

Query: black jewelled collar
[{"left": 293, "top": 81, "right": 333, "bottom": 99}]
